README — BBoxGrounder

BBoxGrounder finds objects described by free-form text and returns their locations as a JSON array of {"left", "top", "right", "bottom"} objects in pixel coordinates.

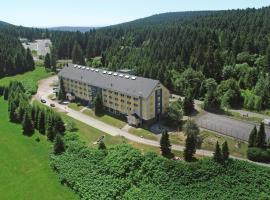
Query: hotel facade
[{"left": 58, "top": 64, "right": 170, "bottom": 125}]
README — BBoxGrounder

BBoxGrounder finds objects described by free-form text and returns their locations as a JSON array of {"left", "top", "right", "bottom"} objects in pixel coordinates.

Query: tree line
[
  {"left": 2, "top": 81, "right": 65, "bottom": 144},
  {"left": 0, "top": 32, "right": 35, "bottom": 77}
]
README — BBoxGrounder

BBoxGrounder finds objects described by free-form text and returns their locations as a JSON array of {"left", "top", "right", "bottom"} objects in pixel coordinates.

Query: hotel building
[{"left": 58, "top": 64, "right": 170, "bottom": 125}]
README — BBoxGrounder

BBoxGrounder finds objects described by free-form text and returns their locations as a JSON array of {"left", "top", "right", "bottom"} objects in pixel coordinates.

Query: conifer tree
[
  {"left": 160, "top": 129, "right": 172, "bottom": 158},
  {"left": 58, "top": 77, "right": 66, "bottom": 101},
  {"left": 183, "top": 91, "right": 194, "bottom": 116},
  {"left": 54, "top": 114, "right": 66, "bottom": 135},
  {"left": 248, "top": 126, "right": 257, "bottom": 147},
  {"left": 53, "top": 134, "right": 65, "bottom": 155},
  {"left": 184, "top": 134, "right": 196, "bottom": 162},
  {"left": 98, "top": 140, "right": 106, "bottom": 150},
  {"left": 46, "top": 112, "right": 55, "bottom": 141},
  {"left": 256, "top": 123, "right": 266, "bottom": 148},
  {"left": 38, "top": 109, "right": 46, "bottom": 135},
  {"left": 3, "top": 87, "right": 9, "bottom": 100},
  {"left": 44, "top": 53, "right": 51, "bottom": 69},
  {"left": 94, "top": 93, "right": 103, "bottom": 116},
  {"left": 72, "top": 41, "right": 85, "bottom": 65},
  {"left": 213, "top": 141, "right": 222, "bottom": 163},
  {"left": 50, "top": 46, "right": 57, "bottom": 72},
  {"left": 22, "top": 109, "right": 34, "bottom": 136},
  {"left": 222, "top": 141, "right": 229, "bottom": 161},
  {"left": 26, "top": 48, "right": 35, "bottom": 70}
]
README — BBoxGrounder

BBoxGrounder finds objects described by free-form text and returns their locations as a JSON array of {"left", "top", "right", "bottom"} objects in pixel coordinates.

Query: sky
[{"left": 0, "top": 0, "right": 270, "bottom": 27}]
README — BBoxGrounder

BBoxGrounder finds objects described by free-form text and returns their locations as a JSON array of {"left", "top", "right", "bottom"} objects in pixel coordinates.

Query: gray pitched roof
[{"left": 58, "top": 64, "right": 159, "bottom": 98}]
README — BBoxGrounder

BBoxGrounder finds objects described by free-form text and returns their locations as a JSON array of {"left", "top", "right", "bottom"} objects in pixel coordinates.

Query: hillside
[
  {"left": 0, "top": 97, "right": 79, "bottom": 200},
  {"left": 52, "top": 140, "right": 270, "bottom": 200}
]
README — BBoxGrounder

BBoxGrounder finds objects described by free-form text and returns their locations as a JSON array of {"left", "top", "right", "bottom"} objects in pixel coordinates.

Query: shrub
[{"left": 247, "top": 147, "right": 270, "bottom": 163}]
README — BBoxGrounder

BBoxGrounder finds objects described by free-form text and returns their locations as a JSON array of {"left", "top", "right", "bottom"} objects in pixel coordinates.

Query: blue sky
[{"left": 1, "top": 0, "right": 270, "bottom": 27}]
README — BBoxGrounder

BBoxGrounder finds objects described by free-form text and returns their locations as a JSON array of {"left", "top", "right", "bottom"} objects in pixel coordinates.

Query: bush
[{"left": 247, "top": 147, "right": 270, "bottom": 163}]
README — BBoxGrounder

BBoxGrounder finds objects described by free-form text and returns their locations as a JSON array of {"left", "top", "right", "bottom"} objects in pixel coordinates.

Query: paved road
[
  {"left": 33, "top": 76, "right": 270, "bottom": 167},
  {"left": 172, "top": 94, "right": 270, "bottom": 142},
  {"left": 196, "top": 111, "right": 270, "bottom": 142}
]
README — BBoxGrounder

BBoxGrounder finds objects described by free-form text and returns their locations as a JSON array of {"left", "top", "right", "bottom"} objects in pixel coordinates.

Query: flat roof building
[{"left": 58, "top": 64, "right": 170, "bottom": 125}]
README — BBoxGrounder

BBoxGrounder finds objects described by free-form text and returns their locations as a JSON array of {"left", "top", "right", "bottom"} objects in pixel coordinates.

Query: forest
[
  {"left": 1, "top": 7, "right": 270, "bottom": 111},
  {"left": 53, "top": 7, "right": 270, "bottom": 111}
]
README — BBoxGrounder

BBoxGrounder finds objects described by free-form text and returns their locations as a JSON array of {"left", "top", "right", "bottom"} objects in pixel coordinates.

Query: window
[
  {"left": 120, "top": 94, "right": 125, "bottom": 97},
  {"left": 121, "top": 99, "right": 125, "bottom": 103},
  {"left": 127, "top": 101, "right": 131, "bottom": 105},
  {"left": 134, "top": 104, "right": 138, "bottom": 107},
  {"left": 134, "top": 97, "right": 138, "bottom": 101},
  {"left": 127, "top": 96, "right": 131, "bottom": 99},
  {"left": 115, "top": 92, "right": 118, "bottom": 95}
]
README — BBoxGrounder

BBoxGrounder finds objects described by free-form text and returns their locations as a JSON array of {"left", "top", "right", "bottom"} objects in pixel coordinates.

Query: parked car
[
  {"left": 262, "top": 119, "right": 270, "bottom": 126},
  {"left": 40, "top": 99, "right": 46, "bottom": 103},
  {"left": 50, "top": 103, "right": 55, "bottom": 107},
  {"left": 61, "top": 101, "right": 69, "bottom": 105}
]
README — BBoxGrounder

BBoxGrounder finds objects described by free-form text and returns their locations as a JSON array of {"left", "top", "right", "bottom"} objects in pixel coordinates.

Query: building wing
[{"left": 58, "top": 64, "right": 159, "bottom": 99}]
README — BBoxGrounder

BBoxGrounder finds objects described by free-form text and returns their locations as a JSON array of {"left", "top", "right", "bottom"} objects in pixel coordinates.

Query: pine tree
[
  {"left": 53, "top": 134, "right": 65, "bottom": 155},
  {"left": 72, "top": 41, "right": 85, "bottom": 65},
  {"left": 58, "top": 77, "right": 66, "bottom": 101},
  {"left": 266, "top": 44, "right": 270, "bottom": 71},
  {"left": 26, "top": 48, "right": 35, "bottom": 70},
  {"left": 54, "top": 114, "right": 65, "bottom": 135},
  {"left": 183, "top": 91, "right": 194, "bottom": 116},
  {"left": 248, "top": 126, "right": 257, "bottom": 147},
  {"left": 46, "top": 112, "right": 56, "bottom": 141},
  {"left": 213, "top": 141, "right": 222, "bottom": 163},
  {"left": 160, "top": 129, "right": 172, "bottom": 158},
  {"left": 44, "top": 53, "right": 51, "bottom": 69},
  {"left": 3, "top": 87, "right": 9, "bottom": 100},
  {"left": 22, "top": 110, "right": 34, "bottom": 136},
  {"left": 50, "top": 46, "right": 57, "bottom": 72},
  {"left": 9, "top": 101, "right": 17, "bottom": 122},
  {"left": 94, "top": 93, "right": 103, "bottom": 116},
  {"left": 222, "top": 141, "right": 229, "bottom": 161},
  {"left": 38, "top": 109, "right": 46, "bottom": 135},
  {"left": 184, "top": 134, "right": 196, "bottom": 162},
  {"left": 98, "top": 140, "right": 106, "bottom": 150},
  {"left": 256, "top": 123, "right": 266, "bottom": 148}
]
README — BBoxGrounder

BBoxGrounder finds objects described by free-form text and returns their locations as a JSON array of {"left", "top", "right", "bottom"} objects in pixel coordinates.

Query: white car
[{"left": 262, "top": 119, "right": 270, "bottom": 126}]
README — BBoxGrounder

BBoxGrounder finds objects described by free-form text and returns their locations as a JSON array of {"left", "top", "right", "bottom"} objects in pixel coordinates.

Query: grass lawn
[
  {"left": 0, "top": 98, "right": 79, "bottom": 200},
  {"left": 170, "top": 130, "right": 248, "bottom": 158},
  {"left": 68, "top": 102, "right": 84, "bottom": 111},
  {"left": 0, "top": 65, "right": 52, "bottom": 94},
  {"left": 60, "top": 114, "right": 185, "bottom": 158},
  {"left": 128, "top": 127, "right": 158, "bottom": 141},
  {"left": 83, "top": 109, "right": 126, "bottom": 129},
  {"left": 68, "top": 103, "right": 126, "bottom": 129}
]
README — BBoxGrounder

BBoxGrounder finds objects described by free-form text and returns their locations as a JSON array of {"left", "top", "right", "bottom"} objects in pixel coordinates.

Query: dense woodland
[
  {"left": 0, "top": 32, "right": 35, "bottom": 77},
  {"left": 50, "top": 7, "right": 270, "bottom": 111},
  {"left": 1, "top": 7, "right": 270, "bottom": 111}
]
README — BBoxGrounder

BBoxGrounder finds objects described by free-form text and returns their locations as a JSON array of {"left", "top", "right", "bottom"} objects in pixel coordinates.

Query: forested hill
[
  {"left": 0, "top": 6, "right": 270, "bottom": 111},
  {"left": 81, "top": 6, "right": 270, "bottom": 111},
  {"left": 0, "top": 23, "right": 36, "bottom": 77}
]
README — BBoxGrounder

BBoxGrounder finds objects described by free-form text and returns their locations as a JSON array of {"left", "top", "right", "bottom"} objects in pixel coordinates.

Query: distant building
[
  {"left": 22, "top": 39, "right": 51, "bottom": 57},
  {"left": 58, "top": 64, "right": 170, "bottom": 125}
]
